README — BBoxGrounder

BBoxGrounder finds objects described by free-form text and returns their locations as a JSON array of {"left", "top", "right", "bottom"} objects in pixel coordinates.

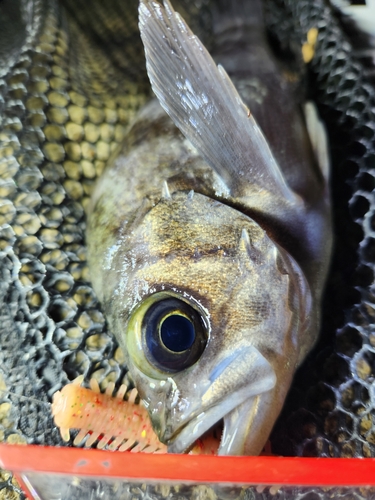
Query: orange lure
[{"left": 51, "top": 377, "right": 219, "bottom": 455}]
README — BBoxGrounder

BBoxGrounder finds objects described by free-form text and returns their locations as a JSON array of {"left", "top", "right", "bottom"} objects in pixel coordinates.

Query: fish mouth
[
  {"left": 166, "top": 346, "right": 277, "bottom": 455},
  {"left": 167, "top": 395, "right": 261, "bottom": 455}
]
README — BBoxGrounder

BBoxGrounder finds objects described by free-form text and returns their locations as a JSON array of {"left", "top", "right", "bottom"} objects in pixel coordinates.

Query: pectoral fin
[
  {"left": 139, "top": 0, "right": 298, "bottom": 204},
  {"left": 304, "top": 101, "right": 330, "bottom": 183}
]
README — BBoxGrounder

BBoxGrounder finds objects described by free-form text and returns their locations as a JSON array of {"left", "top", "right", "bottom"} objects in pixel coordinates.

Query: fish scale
[{"left": 0, "top": 0, "right": 375, "bottom": 499}]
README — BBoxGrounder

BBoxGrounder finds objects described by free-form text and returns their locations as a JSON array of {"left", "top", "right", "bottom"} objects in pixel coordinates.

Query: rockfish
[{"left": 86, "top": 0, "right": 332, "bottom": 455}]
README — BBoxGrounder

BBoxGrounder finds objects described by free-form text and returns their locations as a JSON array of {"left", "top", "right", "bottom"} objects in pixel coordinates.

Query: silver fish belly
[{"left": 86, "top": 0, "right": 332, "bottom": 455}]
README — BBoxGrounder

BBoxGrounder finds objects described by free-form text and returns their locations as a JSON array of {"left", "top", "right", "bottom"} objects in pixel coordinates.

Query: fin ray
[
  {"left": 139, "top": 0, "right": 297, "bottom": 203},
  {"left": 304, "top": 101, "right": 330, "bottom": 183}
]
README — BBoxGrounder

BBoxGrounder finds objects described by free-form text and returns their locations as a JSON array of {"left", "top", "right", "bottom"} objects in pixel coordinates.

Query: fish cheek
[
  {"left": 216, "top": 244, "right": 310, "bottom": 395},
  {"left": 123, "top": 267, "right": 295, "bottom": 448}
]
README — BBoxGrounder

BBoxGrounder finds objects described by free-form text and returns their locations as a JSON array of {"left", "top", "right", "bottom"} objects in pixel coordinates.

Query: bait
[
  {"left": 51, "top": 377, "right": 166, "bottom": 453},
  {"left": 51, "top": 377, "right": 220, "bottom": 455}
]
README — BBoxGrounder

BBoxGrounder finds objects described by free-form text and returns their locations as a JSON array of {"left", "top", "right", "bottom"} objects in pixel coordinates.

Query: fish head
[
  {"left": 109, "top": 190, "right": 312, "bottom": 455},
  {"left": 85, "top": 0, "right": 325, "bottom": 455}
]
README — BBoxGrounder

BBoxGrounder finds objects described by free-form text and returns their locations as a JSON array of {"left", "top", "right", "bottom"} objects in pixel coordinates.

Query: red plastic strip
[
  {"left": 13, "top": 472, "right": 34, "bottom": 500},
  {"left": 1, "top": 444, "right": 375, "bottom": 486}
]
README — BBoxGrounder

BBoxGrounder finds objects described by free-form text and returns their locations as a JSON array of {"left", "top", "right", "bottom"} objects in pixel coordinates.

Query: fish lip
[
  {"left": 166, "top": 403, "right": 232, "bottom": 454},
  {"left": 168, "top": 402, "right": 230, "bottom": 453}
]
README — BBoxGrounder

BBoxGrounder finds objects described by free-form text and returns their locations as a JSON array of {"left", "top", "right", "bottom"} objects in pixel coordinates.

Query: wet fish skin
[{"left": 87, "top": 0, "right": 331, "bottom": 455}]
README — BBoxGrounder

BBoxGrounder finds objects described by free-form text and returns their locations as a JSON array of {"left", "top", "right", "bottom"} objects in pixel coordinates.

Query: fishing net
[{"left": 0, "top": 0, "right": 374, "bottom": 498}]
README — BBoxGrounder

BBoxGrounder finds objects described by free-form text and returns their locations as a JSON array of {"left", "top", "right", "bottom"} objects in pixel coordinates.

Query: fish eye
[{"left": 142, "top": 298, "right": 207, "bottom": 373}]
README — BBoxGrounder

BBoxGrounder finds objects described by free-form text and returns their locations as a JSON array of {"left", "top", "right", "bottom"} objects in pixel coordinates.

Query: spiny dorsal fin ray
[
  {"left": 239, "top": 228, "right": 251, "bottom": 255},
  {"left": 162, "top": 180, "right": 172, "bottom": 200},
  {"left": 139, "top": 0, "right": 298, "bottom": 204}
]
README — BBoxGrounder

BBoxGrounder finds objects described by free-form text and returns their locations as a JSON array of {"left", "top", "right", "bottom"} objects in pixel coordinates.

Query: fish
[{"left": 86, "top": 0, "right": 332, "bottom": 455}]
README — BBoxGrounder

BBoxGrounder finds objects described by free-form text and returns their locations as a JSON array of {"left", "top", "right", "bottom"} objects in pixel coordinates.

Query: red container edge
[{"left": 1, "top": 444, "right": 375, "bottom": 487}]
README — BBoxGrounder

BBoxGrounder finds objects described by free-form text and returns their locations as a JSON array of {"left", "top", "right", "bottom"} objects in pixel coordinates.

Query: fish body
[{"left": 86, "top": 0, "right": 332, "bottom": 455}]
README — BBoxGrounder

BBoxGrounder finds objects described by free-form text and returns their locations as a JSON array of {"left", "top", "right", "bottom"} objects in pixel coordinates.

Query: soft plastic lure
[{"left": 51, "top": 377, "right": 220, "bottom": 455}]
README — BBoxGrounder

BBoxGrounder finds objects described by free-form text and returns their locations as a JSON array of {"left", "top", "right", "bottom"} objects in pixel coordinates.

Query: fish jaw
[
  {"left": 219, "top": 389, "right": 279, "bottom": 455},
  {"left": 130, "top": 345, "right": 277, "bottom": 455}
]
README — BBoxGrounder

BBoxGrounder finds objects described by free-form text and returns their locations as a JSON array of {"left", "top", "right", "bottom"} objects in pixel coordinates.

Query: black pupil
[
  {"left": 160, "top": 315, "right": 195, "bottom": 352},
  {"left": 142, "top": 296, "right": 207, "bottom": 372}
]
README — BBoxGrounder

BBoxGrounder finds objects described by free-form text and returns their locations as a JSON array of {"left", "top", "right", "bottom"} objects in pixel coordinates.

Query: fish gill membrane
[{"left": 86, "top": 0, "right": 332, "bottom": 456}]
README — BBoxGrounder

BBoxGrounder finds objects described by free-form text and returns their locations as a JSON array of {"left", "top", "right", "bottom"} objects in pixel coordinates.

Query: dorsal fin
[{"left": 139, "top": 0, "right": 299, "bottom": 206}]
